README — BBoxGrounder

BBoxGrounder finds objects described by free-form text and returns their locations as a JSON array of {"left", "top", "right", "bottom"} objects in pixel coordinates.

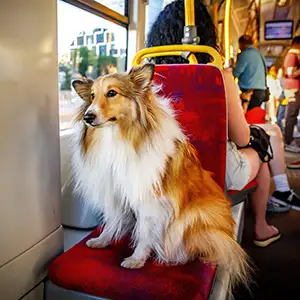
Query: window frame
[{"left": 62, "top": 0, "right": 129, "bottom": 27}]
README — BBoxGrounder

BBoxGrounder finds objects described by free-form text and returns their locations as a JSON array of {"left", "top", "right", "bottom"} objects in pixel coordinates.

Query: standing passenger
[
  {"left": 282, "top": 36, "right": 300, "bottom": 153},
  {"left": 276, "top": 68, "right": 288, "bottom": 133},
  {"left": 233, "top": 35, "right": 268, "bottom": 113},
  {"left": 266, "top": 65, "right": 282, "bottom": 124}
]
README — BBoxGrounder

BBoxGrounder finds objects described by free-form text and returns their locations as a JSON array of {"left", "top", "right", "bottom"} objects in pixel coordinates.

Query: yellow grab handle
[
  {"left": 139, "top": 51, "right": 198, "bottom": 64},
  {"left": 132, "top": 45, "right": 223, "bottom": 70}
]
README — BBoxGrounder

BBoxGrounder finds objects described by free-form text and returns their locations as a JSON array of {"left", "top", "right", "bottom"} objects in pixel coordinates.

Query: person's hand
[{"left": 241, "top": 90, "right": 253, "bottom": 101}]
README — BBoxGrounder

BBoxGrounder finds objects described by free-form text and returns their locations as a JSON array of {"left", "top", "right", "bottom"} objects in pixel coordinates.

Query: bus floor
[{"left": 234, "top": 150, "right": 300, "bottom": 300}]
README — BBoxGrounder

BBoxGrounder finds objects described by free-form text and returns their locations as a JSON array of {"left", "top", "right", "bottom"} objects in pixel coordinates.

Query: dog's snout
[{"left": 83, "top": 112, "right": 96, "bottom": 124}]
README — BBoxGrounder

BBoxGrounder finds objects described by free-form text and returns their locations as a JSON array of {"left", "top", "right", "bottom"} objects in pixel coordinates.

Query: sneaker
[
  {"left": 267, "top": 201, "right": 289, "bottom": 213},
  {"left": 271, "top": 190, "right": 300, "bottom": 211},
  {"left": 293, "top": 131, "right": 300, "bottom": 139},
  {"left": 287, "top": 160, "right": 300, "bottom": 169},
  {"left": 285, "top": 141, "right": 300, "bottom": 153}
]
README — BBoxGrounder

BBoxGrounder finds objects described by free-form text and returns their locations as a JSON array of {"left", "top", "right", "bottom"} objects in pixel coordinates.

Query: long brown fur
[{"left": 162, "top": 140, "right": 251, "bottom": 290}]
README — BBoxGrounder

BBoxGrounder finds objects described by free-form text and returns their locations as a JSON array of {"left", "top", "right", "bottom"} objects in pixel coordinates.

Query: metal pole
[
  {"left": 185, "top": 0, "right": 195, "bottom": 26},
  {"left": 224, "top": 0, "right": 232, "bottom": 67}
]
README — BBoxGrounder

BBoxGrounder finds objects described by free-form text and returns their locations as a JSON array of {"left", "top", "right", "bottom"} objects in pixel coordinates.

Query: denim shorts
[{"left": 226, "top": 141, "right": 251, "bottom": 191}]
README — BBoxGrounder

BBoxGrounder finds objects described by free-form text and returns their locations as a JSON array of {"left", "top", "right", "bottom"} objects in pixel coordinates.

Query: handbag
[{"left": 240, "top": 125, "right": 273, "bottom": 163}]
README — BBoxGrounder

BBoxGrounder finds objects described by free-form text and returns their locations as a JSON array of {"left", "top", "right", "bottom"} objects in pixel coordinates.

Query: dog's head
[{"left": 72, "top": 64, "right": 155, "bottom": 129}]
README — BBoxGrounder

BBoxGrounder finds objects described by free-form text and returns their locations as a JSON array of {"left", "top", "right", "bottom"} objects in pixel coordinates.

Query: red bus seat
[
  {"left": 47, "top": 65, "right": 228, "bottom": 299},
  {"left": 228, "top": 180, "right": 258, "bottom": 206},
  {"left": 228, "top": 180, "right": 258, "bottom": 196}
]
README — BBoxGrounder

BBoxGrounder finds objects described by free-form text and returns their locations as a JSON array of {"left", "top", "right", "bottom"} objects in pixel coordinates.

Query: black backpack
[{"left": 240, "top": 125, "right": 274, "bottom": 163}]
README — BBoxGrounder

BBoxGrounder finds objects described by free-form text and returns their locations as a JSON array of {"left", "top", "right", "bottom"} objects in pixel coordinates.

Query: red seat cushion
[
  {"left": 48, "top": 228, "right": 216, "bottom": 300},
  {"left": 48, "top": 64, "right": 227, "bottom": 299}
]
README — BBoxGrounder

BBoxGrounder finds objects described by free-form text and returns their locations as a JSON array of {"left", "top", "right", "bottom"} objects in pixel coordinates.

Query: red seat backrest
[{"left": 153, "top": 64, "right": 227, "bottom": 189}]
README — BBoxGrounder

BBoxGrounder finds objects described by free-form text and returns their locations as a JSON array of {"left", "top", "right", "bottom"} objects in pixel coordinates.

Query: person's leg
[
  {"left": 284, "top": 90, "right": 300, "bottom": 145},
  {"left": 276, "top": 104, "right": 286, "bottom": 133},
  {"left": 255, "top": 123, "right": 300, "bottom": 210},
  {"left": 239, "top": 148, "right": 279, "bottom": 241},
  {"left": 268, "top": 95, "right": 276, "bottom": 124},
  {"left": 250, "top": 162, "right": 279, "bottom": 241}
]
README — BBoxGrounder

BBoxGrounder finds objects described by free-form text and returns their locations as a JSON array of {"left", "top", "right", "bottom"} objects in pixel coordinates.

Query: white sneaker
[
  {"left": 285, "top": 141, "right": 300, "bottom": 153},
  {"left": 293, "top": 131, "right": 300, "bottom": 139}
]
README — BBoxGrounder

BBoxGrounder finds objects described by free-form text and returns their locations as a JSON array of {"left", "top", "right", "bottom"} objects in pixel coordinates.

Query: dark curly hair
[{"left": 146, "top": 0, "right": 217, "bottom": 64}]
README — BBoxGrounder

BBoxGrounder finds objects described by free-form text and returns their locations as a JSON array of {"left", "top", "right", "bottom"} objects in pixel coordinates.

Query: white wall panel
[{"left": 0, "top": 0, "right": 62, "bottom": 296}]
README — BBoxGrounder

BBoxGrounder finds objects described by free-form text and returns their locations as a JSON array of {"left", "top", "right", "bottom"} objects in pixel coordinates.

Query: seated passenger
[
  {"left": 146, "top": 0, "right": 300, "bottom": 214},
  {"left": 146, "top": 0, "right": 280, "bottom": 246}
]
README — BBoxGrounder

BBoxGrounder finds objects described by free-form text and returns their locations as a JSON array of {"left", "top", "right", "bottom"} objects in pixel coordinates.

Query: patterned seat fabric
[{"left": 48, "top": 64, "right": 228, "bottom": 300}]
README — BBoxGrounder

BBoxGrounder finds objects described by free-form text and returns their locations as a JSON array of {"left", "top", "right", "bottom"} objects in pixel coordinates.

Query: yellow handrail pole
[
  {"left": 224, "top": 0, "right": 231, "bottom": 68},
  {"left": 185, "top": 0, "right": 195, "bottom": 26},
  {"left": 213, "top": 3, "right": 218, "bottom": 30}
]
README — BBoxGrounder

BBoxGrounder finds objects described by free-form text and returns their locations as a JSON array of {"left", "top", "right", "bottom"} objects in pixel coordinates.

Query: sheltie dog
[{"left": 71, "top": 64, "right": 250, "bottom": 289}]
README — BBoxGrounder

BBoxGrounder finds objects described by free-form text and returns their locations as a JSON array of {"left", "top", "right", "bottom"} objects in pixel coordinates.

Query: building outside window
[
  {"left": 57, "top": 0, "right": 128, "bottom": 130},
  {"left": 96, "top": 33, "right": 105, "bottom": 43}
]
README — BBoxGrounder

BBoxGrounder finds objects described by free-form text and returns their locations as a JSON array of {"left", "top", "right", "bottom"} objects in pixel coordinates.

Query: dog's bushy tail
[
  {"left": 164, "top": 220, "right": 252, "bottom": 294},
  {"left": 192, "top": 230, "right": 252, "bottom": 293}
]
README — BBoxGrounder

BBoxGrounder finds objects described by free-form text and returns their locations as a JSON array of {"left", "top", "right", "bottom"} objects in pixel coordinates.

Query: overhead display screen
[{"left": 265, "top": 21, "right": 293, "bottom": 40}]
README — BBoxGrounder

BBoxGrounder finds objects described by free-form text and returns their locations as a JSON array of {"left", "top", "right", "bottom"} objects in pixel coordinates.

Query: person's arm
[
  {"left": 232, "top": 52, "right": 247, "bottom": 79},
  {"left": 284, "top": 52, "right": 297, "bottom": 78},
  {"left": 223, "top": 69, "right": 250, "bottom": 147}
]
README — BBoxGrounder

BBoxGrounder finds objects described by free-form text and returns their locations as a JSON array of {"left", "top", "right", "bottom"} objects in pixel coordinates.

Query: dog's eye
[
  {"left": 90, "top": 92, "right": 95, "bottom": 100},
  {"left": 107, "top": 89, "right": 117, "bottom": 97}
]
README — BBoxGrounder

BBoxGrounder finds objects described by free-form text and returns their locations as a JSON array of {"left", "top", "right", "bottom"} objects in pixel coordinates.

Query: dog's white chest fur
[{"left": 72, "top": 117, "right": 182, "bottom": 213}]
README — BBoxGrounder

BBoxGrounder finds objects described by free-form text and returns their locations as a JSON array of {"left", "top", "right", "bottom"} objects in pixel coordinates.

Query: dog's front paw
[
  {"left": 120, "top": 256, "right": 146, "bottom": 269},
  {"left": 86, "top": 237, "right": 110, "bottom": 249}
]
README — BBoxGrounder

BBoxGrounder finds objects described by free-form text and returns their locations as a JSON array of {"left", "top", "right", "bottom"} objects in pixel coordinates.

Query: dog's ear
[
  {"left": 129, "top": 64, "right": 155, "bottom": 89},
  {"left": 72, "top": 79, "right": 94, "bottom": 102}
]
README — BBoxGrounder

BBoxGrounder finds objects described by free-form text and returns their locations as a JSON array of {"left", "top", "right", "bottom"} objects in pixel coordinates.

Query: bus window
[{"left": 57, "top": 0, "right": 127, "bottom": 131}]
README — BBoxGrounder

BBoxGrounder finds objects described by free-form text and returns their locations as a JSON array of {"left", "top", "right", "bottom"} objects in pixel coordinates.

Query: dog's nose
[{"left": 83, "top": 112, "right": 96, "bottom": 124}]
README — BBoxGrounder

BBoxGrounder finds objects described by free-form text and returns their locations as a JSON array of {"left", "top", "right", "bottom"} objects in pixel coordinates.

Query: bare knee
[
  {"left": 257, "top": 123, "right": 283, "bottom": 140},
  {"left": 239, "top": 148, "right": 260, "bottom": 181}
]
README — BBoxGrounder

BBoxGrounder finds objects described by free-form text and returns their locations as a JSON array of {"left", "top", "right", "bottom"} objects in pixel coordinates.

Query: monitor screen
[{"left": 265, "top": 21, "right": 293, "bottom": 40}]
